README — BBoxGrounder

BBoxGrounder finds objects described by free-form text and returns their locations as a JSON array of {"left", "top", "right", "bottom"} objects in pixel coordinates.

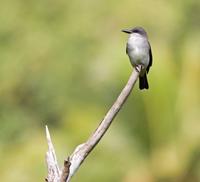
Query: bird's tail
[{"left": 139, "top": 73, "right": 149, "bottom": 90}]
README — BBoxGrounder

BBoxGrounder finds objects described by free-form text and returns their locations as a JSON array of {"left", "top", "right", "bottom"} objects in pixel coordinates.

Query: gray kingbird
[{"left": 122, "top": 27, "right": 152, "bottom": 90}]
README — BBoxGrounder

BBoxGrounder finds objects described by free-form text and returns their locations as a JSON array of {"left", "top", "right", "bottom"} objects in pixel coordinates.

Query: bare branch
[
  {"left": 45, "top": 125, "right": 61, "bottom": 182},
  {"left": 64, "top": 66, "right": 141, "bottom": 181},
  {"left": 45, "top": 66, "right": 142, "bottom": 182}
]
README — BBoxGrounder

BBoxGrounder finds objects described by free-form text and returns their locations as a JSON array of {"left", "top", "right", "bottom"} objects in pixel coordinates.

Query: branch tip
[{"left": 45, "top": 125, "right": 51, "bottom": 142}]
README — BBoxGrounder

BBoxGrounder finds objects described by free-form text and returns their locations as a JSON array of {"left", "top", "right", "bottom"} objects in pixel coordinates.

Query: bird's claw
[{"left": 135, "top": 65, "right": 143, "bottom": 73}]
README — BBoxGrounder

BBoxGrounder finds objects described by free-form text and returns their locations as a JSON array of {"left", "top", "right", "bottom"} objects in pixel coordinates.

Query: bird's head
[{"left": 122, "top": 27, "right": 147, "bottom": 37}]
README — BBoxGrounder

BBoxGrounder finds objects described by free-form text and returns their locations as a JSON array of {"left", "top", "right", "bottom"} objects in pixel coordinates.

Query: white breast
[{"left": 127, "top": 33, "right": 149, "bottom": 68}]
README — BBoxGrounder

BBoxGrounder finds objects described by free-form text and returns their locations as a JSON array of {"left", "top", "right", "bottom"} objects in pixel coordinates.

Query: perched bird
[{"left": 122, "top": 27, "right": 152, "bottom": 90}]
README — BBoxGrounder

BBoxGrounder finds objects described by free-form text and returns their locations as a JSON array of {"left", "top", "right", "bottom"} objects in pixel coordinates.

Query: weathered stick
[
  {"left": 46, "top": 66, "right": 142, "bottom": 182},
  {"left": 45, "top": 126, "right": 60, "bottom": 182}
]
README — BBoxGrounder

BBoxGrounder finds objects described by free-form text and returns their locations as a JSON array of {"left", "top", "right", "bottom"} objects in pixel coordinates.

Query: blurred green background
[{"left": 0, "top": 0, "right": 200, "bottom": 181}]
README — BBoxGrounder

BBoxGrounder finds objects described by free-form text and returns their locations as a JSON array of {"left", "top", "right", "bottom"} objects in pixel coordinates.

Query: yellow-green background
[{"left": 0, "top": 0, "right": 200, "bottom": 181}]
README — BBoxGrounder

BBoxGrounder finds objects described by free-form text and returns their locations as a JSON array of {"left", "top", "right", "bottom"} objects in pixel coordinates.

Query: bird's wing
[{"left": 146, "top": 42, "right": 152, "bottom": 73}]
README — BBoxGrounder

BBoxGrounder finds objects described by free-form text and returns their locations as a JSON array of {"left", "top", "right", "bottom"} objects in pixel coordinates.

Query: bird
[{"left": 122, "top": 27, "right": 152, "bottom": 90}]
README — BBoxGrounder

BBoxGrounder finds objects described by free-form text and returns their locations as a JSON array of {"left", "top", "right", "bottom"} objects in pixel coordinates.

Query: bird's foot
[{"left": 135, "top": 65, "right": 143, "bottom": 73}]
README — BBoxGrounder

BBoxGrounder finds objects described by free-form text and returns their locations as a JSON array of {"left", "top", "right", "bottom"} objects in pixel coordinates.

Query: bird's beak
[{"left": 121, "top": 29, "right": 132, "bottom": 34}]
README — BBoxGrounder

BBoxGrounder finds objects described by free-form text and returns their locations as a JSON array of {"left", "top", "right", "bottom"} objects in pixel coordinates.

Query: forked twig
[{"left": 46, "top": 66, "right": 142, "bottom": 182}]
